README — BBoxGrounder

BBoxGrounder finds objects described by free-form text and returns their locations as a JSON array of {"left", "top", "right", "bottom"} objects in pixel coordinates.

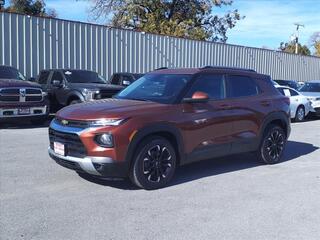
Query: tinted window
[
  {"left": 228, "top": 75, "right": 259, "bottom": 98},
  {"left": 116, "top": 74, "right": 192, "bottom": 104},
  {"left": 289, "top": 89, "right": 299, "bottom": 96},
  {"left": 0, "top": 66, "right": 26, "bottom": 80},
  {"left": 110, "top": 74, "right": 120, "bottom": 85},
  {"left": 299, "top": 83, "right": 320, "bottom": 92},
  {"left": 38, "top": 71, "right": 50, "bottom": 84},
  {"left": 63, "top": 70, "right": 106, "bottom": 84},
  {"left": 186, "top": 74, "right": 225, "bottom": 100},
  {"left": 51, "top": 71, "right": 64, "bottom": 83},
  {"left": 277, "top": 88, "right": 285, "bottom": 96}
]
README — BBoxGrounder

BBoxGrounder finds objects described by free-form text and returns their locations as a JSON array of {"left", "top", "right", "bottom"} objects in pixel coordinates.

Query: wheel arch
[
  {"left": 260, "top": 111, "right": 290, "bottom": 139},
  {"left": 125, "top": 123, "right": 185, "bottom": 168},
  {"left": 66, "top": 91, "right": 84, "bottom": 105}
]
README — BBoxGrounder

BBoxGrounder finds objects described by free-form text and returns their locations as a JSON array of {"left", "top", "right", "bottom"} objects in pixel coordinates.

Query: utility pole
[{"left": 294, "top": 23, "right": 304, "bottom": 54}]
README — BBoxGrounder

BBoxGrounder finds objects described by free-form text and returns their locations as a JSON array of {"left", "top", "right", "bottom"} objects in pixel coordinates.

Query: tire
[
  {"left": 129, "top": 136, "right": 177, "bottom": 190},
  {"left": 69, "top": 99, "right": 82, "bottom": 105},
  {"left": 294, "top": 106, "right": 305, "bottom": 122},
  {"left": 257, "top": 124, "right": 287, "bottom": 164}
]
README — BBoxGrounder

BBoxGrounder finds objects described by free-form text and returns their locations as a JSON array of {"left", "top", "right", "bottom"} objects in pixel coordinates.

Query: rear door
[
  {"left": 181, "top": 73, "right": 234, "bottom": 163},
  {"left": 225, "top": 74, "right": 264, "bottom": 154}
]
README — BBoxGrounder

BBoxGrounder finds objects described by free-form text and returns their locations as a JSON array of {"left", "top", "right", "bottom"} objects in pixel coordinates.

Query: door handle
[
  {"left": 218, "top": 104, "right": 232, "bottom": 110},
  {"left": 260, "top": 100, "right": 271, "bottom": 107}
]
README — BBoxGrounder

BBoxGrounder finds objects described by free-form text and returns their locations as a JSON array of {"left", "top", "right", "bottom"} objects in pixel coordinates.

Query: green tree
[
  {"left": 91, "top": 0, "right": 244, "bottom": 42},
  {"left": 309, "top": 32, "right": 320, "bottom": 57},
  {"left": 279, "top": 41, "right": 311, "bottom": 56},
  {"left": 5, "top": 0, "right": 57, "bottom": 17}
]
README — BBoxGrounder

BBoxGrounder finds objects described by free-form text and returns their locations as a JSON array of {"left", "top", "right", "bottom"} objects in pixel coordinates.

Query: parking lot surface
[{"left": 1, "top": 120, "right": 320, "bottom": 240}]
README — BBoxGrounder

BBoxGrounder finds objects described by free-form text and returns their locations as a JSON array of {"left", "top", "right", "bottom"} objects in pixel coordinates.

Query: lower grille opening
[
  {"left": 34, "top": 110, "right": 43, "bottom": 114},
  {"left": 3, "top": 111, "right": 14, "bottom": 116}
]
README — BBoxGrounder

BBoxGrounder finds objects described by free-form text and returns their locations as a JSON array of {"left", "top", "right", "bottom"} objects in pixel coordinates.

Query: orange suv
[{"left": 48, "top": 67, "right": 291, "bottom": 189}]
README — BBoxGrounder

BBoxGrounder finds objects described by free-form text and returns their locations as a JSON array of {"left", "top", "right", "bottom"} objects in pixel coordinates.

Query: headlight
[
  {"left": 82, "top": 89, "right": 100, "bottom": 101},
  {"left": 95, "top": 133, "right": 113, "bottom": 147},
  {"left": 42, "top": 91, "right": 48, "bottom": 97},
  {"left": 89, "top": 118, "right": 127, "bottom": 127}
]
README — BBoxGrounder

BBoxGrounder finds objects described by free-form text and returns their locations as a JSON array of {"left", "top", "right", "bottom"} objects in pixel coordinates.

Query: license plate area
[
  {"left": 54, "top": 142, "right": 65, "bottom": 156},
  {"left": 18, "top": 108, "right": 30, "bottom": 115}
]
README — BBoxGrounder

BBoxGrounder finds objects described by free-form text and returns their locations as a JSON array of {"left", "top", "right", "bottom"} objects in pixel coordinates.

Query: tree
[
  {"left": 309, "top": 32, "right": 320, "bottom": 57},
  {"left": 90, "top": 0, "right": 244, "bottom": 42},
  {"left": 5, "top": 0, "right": 57, "bottom": 17},
  {"left": 279, "top": 41, "right": 311, "bottom": 56}
]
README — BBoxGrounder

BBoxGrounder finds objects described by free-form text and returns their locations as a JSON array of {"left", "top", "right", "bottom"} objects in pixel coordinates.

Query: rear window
[
  {"left": 227, "top": 75, "right": 259, "bottom": 98},
  {"left": 63, "top": 70, "right": 107, "bottom": 84}
]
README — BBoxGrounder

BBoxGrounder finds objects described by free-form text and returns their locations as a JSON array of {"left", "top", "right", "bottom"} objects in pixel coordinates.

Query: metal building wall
[{"left": 1, "top": 12, "right": 320, "bottom": 81}]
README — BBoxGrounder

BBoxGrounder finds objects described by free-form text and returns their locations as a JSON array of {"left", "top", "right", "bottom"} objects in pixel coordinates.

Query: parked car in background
[
  {"left": 276, "top": 85, "right": 312, "bottom": 122},
  {"left": 108, "top": 72, "right": 144, "bottom": 86},
  {"left": 48, "top": 66, "right": 291, "bottom": 189},
  {"left": 36, "top": 69, "right": 124, "bottom": 110},
  {"left": 274, "top": 79, "right": 300, "bottom": 90},
  {"left": 299, "top": 80, "right": 320, "bottom": 116},
  {"left": 0, "top": 65, "right": 49, "bottom": 124}
]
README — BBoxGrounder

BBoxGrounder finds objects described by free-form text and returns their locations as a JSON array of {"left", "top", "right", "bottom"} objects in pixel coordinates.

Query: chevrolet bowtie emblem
[{"left": 61, "top": 119, "right": 68, "bottom": 125}]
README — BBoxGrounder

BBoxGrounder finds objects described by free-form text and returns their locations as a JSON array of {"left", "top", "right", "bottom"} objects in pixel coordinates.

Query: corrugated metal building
[{"left": 1, "top": 12, "right": 320, "bottom": 81}]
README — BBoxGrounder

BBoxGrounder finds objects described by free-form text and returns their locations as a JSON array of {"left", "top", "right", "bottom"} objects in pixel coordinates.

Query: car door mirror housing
[
  {"left": 52, "top": 80, "right": 63, "bottom": 88},
  {"left": 183, "top": 91, "right": 209, "bottom": 103}
]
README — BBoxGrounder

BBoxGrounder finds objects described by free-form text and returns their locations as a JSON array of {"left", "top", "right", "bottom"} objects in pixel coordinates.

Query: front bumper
[
  {"left": 48, "top": 148, "right": 128, "bottom": 177},
  {"left": 0, "top": 105, "right": 48, "bottom": 118}
]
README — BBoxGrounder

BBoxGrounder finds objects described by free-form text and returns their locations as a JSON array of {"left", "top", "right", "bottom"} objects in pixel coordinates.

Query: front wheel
[
  {"left": 294, "top": 106, "right": 305, "bottom": 122},
  {"left": 257, "top": 125, "right": 287, "bottom": 164},
  {"left": 130, "top": 136, "right": 177, "bottom": 190}
]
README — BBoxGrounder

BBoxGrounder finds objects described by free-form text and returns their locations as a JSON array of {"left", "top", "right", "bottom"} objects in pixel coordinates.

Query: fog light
[{"left": 95, "top": 133, "right": 113, "bottom": 147}]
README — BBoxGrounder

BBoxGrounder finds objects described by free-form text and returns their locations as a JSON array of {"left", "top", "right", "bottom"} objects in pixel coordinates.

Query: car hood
[
  {"left": 0, "top": 79, "right": 41, "bottom": 88},
  {"left": 68, "top": 83, "right": 124, "bottom": 91},
  {"left": 299, "top": 92, "right": 320, "bottom": 98},
  {"left": 56, "top": 98, "right": 168, "bottom": 121}
]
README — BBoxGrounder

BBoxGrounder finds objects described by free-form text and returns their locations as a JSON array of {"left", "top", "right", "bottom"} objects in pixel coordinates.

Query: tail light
[{"left": 284, "top": 97, "right": 290, "bottom": 105}]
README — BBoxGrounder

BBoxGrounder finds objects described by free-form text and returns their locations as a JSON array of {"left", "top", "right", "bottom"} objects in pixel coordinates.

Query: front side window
[
  {"left": 227, "top": 75, "right": 259, "bottom": 98},
  {"left": 51, "top": 71, "right": 64, "bottom": 83},
  {"left": 64, "top": 70, "right": 107, "bottom": 84},
  {"left": 289, "top": 89, "right": 299, "bottom": 96},
  {"left": 186, "top": 74, "right": 225, "bottom": 100},
  {"left": 38, "top": 71, "right": 50, "bottom": 84},
  {"left": 116, "top": 74, "right": 192, "bottom": 104}
]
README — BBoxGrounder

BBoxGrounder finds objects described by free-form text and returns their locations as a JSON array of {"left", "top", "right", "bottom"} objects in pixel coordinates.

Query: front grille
[
  {"left": 54, "top": 118, "right": 89, "bottom": 129},
  {"left": 98, "top": 89, "right": 119, "bottom": 99},
  {"left": 0, "top": 88, "right": 43, "bottom": 102},
  {"left": 49, "top": 128, "right": 87, "bottom": 158}
]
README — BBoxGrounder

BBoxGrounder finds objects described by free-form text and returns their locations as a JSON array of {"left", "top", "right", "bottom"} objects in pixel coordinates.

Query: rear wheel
[
  {"left": 130, "top": 136, "right": 176, "bottom": 190},
  {"left": 257, "top": 124, "right": 287, "bottom": 164},
  {"left": 294, "top": 106, "right": 305, "bottom": 122}
]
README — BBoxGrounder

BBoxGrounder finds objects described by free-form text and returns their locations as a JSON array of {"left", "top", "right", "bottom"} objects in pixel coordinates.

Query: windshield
[
  {"left": 299, "top": 82, "right": 320, "bottom": 92},
  {"left": 0, "top": 66, "right": 26, "bottom": 81},
  {"left": 116, "top": 74, "right": 192, "bottom": 104},
  {"left": 63, "top": 70, "right": 107, "bottom": 84}
]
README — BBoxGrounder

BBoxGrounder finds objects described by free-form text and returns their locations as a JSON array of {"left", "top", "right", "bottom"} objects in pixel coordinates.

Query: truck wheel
[
  {"left": 294, "top": 106, "right": 305, "bottom": 122},
  {"left": 130, "top": 136, "right": 176, "bottom": 190},
  {"left": 257, "top": 124, "right": 287, "bottom": 164}
]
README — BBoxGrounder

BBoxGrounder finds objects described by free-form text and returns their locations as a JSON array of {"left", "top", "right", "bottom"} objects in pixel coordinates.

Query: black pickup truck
[
  {"left": 35, "top": 69, "right": 124, "bottom": 110},
  {"left": 0, "top": 65, "right": 49, "bottom": 124}
]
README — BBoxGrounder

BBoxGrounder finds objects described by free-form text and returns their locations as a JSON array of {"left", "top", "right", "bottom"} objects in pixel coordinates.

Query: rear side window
[
  {"left": 186, "top": 74, "right": 225, "bottom": 100},
  {"left": 38, "top": 71, "right": 50, "bottom": 84},
  {"left": 227, "top": 75, "right": 259, "bottom": 98}
]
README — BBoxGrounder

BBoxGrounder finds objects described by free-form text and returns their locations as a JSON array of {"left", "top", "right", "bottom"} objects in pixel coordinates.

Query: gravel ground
[{"left": 0, "top": 119, "right": 320, "bottom": 240}]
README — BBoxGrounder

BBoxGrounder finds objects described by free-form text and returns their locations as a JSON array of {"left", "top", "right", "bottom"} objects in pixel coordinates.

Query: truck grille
[
  {"left": 49, "top": 128, "right": 87, "bottom": 158},
  {"left": 99, "top": 89, "right": 119, "bottom": 99},
  {"left": 0, "top": 88, "right": 43, "bottom": 102}
]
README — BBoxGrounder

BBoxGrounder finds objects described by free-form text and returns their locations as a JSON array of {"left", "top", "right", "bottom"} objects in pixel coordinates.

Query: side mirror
[
  {"left": 183, "top": 91, "right": 209, "bottom": 103},
  {"left": 52, "top": 80, "right": 63, "bottom": 88},
  {"left": 28, "top": 77, "right": 36, "bottom": 82}
]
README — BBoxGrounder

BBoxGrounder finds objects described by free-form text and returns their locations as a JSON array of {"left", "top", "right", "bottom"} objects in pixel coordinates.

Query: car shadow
[
  {"left": 78, "top": 140, "right": 319, "bottom": 190},
  {"left": 0, "top": 115, "right": 54, "bottom": 129}
]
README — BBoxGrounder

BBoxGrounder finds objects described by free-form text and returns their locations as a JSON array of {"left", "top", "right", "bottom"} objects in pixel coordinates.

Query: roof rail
[
  {"left": 201, "top": 66, "right": 256, "bottom": 72},
  {"left": 154, "top": 67, "right": 168, "bottom": 71}
]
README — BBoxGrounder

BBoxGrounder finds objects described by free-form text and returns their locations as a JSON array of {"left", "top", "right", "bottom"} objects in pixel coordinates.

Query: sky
[{"left": 6, "top": 0, "right": 320, "bottom": 50}]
